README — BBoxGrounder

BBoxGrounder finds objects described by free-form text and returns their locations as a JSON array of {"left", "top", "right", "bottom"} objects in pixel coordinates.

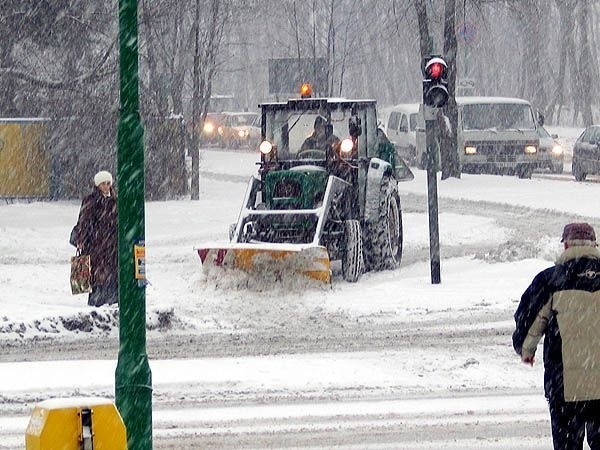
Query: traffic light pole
[
  {"left": 424, "top": 106, "right": 441, "bottom": 284},
  {"left": 115, "top": 0, "right": 153, "bottom": 449},
  {"left": 421, "top": 55, "right": 447, "bottom": 285}
]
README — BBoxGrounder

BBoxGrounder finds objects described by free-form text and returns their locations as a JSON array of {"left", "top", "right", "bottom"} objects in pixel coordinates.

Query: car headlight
[
  {"left": 464, "top": 146, "right": 477, "bottom": 155},
  {"left": 203, "top": 122, "right": 214, "bottom": 134},
  {"left": 259, "top": 140, "right": 273, "bottom": 155},
  {"left": 551, "top": 144, "right": 563, "bottom": 156},
  {"left": 524, "top": 145, "right": 537, "bottom": 154},
  {"left": 238, "top": 130, "right": 246, "bottom": 138}
]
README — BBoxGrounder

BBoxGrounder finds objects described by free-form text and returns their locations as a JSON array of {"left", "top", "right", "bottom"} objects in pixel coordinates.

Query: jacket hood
[{"left": 555, "top": 245, "right": 600, "bottom": 265}]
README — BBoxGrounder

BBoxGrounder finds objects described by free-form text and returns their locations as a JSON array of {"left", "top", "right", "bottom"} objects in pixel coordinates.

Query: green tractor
[{"left": 198, "top": 91, "right": 413, "bottom": 283}]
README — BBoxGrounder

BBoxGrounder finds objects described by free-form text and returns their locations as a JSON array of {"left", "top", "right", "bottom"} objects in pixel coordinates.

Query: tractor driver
[{"left": 300, "top": 115, "right": 340, "bottom": 154}]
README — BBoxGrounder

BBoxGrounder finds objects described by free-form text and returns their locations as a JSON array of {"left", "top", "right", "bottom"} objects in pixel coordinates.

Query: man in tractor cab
[{"left": 300, "top": 115, "right": 340, "bottom": 154}]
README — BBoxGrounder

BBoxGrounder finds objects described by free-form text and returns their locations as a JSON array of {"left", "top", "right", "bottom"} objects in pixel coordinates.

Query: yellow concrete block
[{"left": 25, "top": 397, "right": 127, "bottom": 450}]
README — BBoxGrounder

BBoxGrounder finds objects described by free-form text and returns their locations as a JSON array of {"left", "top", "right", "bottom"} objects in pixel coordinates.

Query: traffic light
[{"left": 422, "top": 57, "right": 449, "bottom": 108}]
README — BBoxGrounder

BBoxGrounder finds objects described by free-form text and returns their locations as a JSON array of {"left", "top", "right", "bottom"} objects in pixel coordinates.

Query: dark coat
[
  {"left": 513, "top": 246, "right": 600, "bottom": 402},
  {"left": 74, "top": 187, "right": 118, "bottom": 287}
]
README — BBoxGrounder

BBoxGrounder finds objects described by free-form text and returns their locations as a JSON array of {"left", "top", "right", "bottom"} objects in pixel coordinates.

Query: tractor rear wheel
[
  {"left": 342, "top": 220, "right": 363, "bottom": 282},
  {"left": 365, "top": 177, "right": 403, "bottom": 272}
]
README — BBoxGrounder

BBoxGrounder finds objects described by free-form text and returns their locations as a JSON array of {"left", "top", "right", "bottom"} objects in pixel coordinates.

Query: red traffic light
[
  {"left": 428, "top": 62, "right": 444, "bottom": 79},
  {"left": 423, "top": 56, "right": 449, "bottom": 108},
  {"left": 425, "top": 57, "right": 447, "bottom": 80}
]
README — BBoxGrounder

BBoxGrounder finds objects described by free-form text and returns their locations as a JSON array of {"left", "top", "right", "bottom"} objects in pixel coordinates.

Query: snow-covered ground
[{"left": 1, "top": 126, "right": 596, "bottom": 449}]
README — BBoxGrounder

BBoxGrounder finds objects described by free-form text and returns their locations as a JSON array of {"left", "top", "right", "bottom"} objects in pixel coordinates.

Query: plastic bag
[{"left": 70, "top": 252, "right": 92, "bottom": 295}]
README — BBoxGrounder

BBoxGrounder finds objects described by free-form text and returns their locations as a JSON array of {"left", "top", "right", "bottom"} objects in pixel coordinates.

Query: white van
[
  {"left": 381, "top": 103, "right": 421, "bottom": 165},
  {"left": 414, "top": 96, "right": 548, "bottom": 178}
]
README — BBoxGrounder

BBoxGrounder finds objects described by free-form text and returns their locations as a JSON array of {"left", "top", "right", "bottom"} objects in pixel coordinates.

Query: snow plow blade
[{"left": 197, "top": 244, "right": 331, "bottom": 284}]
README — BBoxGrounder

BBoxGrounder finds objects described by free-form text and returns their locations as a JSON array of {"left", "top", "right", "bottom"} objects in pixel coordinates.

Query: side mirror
[
  {"left": 349, "top": 116, "right": 362, "bottom": 138},
  {"left": 395, "top": 156, "right": 415, "bottom": 182},
  {"left": 538, "top": 112, "right": 545, "bottom": 126}
]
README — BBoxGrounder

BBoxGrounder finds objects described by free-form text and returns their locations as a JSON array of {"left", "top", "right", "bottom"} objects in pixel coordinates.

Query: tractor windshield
[{"left": 267, "top": 108, "right": 351, "bottom": 160}]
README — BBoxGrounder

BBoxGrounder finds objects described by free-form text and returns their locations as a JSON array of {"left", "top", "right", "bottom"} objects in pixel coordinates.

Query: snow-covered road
[{"left": 2, "top": 131, "right": 598, "bottom": 448}]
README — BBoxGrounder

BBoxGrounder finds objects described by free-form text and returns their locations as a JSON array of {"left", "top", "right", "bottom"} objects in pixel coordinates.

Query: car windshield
[
  {"left": 581, "top": 127, "right": 600, "bottom": 143},
  {"left": 462, "top": 103, "right": 535, "bottom": 131},
  {"left": 267, "top": 108, "right": 350, "bottom": 160},
  {"left": 229, "top": 114, "right": 258, "bottom": 127}
]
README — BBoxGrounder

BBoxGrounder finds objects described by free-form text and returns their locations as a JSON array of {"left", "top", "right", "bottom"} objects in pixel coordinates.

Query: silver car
[{"left": 537, "top": 126, "right": 564, "bottom": 174}]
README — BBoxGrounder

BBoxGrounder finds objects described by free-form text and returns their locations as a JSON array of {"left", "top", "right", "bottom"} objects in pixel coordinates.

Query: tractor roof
[{"left": 259, "top": 97, "right": 377, "bottom": 112}]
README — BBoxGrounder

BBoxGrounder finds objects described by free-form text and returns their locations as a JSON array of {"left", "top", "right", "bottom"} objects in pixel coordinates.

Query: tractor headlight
[
  {"left": 259, "top": 140, "right": 273, "bottom": 155},
  {"left": 340, "top": 138, "right": 354, "bottom": 154},
  {"left": 524, "top": 145, "right": 537, "bottom": 154},
  {"left": 552, "top": 144, "right": 563, "bottom": 156},
  {"left": 465, "top": 145, "right": 477, "bottom": 155}
]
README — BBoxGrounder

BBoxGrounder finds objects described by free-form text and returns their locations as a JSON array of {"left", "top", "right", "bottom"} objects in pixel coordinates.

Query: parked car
[
  {"left": 199, "top": 112, "right": 225, "bottom": 145},
  {"left": 537, "top": 126, "right": 564, "bottom": 174},
  {"left": 218, "top": 112, "right": 261, "bottom": 149},
  {"left": 382, "top": 103, "right": 421, "bottom": 166},
  {"left": 572, "top": 125, "right": 600, "bottom": 181}
]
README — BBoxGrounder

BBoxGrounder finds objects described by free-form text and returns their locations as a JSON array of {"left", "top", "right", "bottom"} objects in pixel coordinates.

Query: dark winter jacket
[
  {"left": 513, "top": 246, "right": 600, "bottom": 402},
  {"left": 74, "top": 187, "right": 118, "bottom": 287},
  {"left": 300, "top": 133, "right": 339, "bottom": 153}
]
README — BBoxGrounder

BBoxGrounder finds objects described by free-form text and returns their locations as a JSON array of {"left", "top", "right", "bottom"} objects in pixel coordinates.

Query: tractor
[{"left": 198, "top": 86, "right": 413, "bottom": 283}]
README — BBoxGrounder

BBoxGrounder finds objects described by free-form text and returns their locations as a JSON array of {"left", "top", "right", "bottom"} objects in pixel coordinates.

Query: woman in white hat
[{"left": 72, "top": 170, "right": 118, "bottom": 306}]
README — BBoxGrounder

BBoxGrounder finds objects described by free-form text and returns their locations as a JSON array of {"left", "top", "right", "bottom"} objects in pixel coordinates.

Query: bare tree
[
  {"left": 0, "top": 1, "right": 115, "bottom": 115},
  {"left": 577, "top": 0, "right": 594, "bottom": 126},
  {"left": 414, "top": 0, "right": 433, "bottom": 59},
  {"left": 282, "top": 0, "right": 367, "bottom": 97},
  {"left": 442, "top": 0, "right": 460, "bottom": 179},
  {"left": 189, "top": 0, "right": 231, "bottom": 200},
  {"left": 546, "top": 0, "right": 576, "bottom": 124}
]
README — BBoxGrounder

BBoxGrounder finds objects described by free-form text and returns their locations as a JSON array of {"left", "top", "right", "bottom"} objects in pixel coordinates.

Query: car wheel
[
  {"left": 517, "top": 165, "right": 533, "bottom": 179},
  {"left": 573, "top": 162, "right": 587, "bottom": 181}
]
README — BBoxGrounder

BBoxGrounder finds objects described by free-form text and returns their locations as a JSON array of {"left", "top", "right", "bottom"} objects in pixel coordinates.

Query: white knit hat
[{"left": 94, "top": 170, "right": 113, "bottom": 186}]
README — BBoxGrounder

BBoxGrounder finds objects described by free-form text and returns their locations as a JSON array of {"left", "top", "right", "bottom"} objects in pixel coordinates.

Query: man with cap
[
  {"left": 513, "top": 222, "right": 600, "bottom": 449},
  {"left": 300, "top": 115, "right": 339, "bottom": 155},
  {"left": 73, "top": 170, "right": 118, "bottom": 307}
]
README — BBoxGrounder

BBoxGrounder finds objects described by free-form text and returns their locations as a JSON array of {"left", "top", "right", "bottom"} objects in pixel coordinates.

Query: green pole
[{"left": 115, "top": 0, "right": 153, "bottom": 449}]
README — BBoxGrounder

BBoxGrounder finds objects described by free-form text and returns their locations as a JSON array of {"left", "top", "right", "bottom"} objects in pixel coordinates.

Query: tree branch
[{"left": 0, "top": 38, "right": 116, "bottom": 90}]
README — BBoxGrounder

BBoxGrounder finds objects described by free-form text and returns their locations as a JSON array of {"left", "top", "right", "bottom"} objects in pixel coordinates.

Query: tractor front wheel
[
  {"left": 342, "top": 219, "right": 363, "bottom": 283},
  {"left": 364, "top": 177, "right": 403, "bottom": 272}
]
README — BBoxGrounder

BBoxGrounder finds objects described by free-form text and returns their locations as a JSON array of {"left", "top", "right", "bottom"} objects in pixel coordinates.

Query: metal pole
[
  {"left": 115, "top": 1, "right": 153, "bottom": 448},
  {"left": 424, "top": 109, "right": 441, "bottom": 284}
]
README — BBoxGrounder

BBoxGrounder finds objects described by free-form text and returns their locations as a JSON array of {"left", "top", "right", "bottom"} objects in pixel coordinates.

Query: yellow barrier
[
  {"left": 25, "top": 397, "right": 127, "bottom": 450},
  {"left": 0, "top": 119, "right": 49, "bottom": 197}
]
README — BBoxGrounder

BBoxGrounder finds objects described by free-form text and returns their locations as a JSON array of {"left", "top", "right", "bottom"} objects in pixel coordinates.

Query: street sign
[{"left": 268, "top": 58, "right": 327, "bottom": 95}]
